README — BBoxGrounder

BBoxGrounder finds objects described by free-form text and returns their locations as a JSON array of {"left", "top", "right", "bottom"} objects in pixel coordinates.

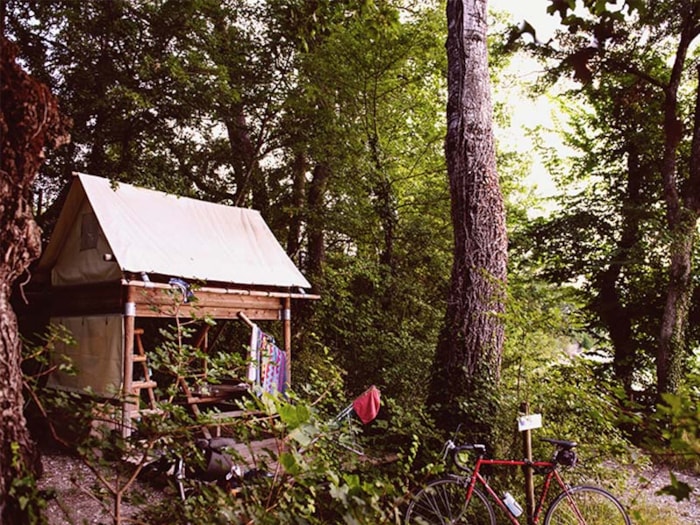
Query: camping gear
[{"left": 150, "top": 386, "right": 382, "bottom": 500}]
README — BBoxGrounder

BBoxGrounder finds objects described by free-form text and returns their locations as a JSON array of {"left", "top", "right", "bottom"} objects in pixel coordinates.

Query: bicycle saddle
[{"left": 541, "top": 438, "right": 577, "bottom": 449}]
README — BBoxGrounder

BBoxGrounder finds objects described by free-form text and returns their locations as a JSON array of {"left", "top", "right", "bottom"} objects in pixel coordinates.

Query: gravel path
[
  {"left": 625, "top": 464, "right": 700, "bottom": 524},
  {"left": 39, "top": 450, "right": 164, "bottom": 525},
  {"left": 37, "top": 449, "right": 699, "bottom": 524}
]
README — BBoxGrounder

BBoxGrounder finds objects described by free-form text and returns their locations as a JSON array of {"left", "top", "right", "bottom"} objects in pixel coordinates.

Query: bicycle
[{"left": 405, "top": 435, "right": 631, "bottom": 524}]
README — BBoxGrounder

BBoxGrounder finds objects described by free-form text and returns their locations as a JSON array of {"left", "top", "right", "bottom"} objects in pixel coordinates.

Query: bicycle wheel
[
  {"left": 544, "top": 485, "right": 630, "bottom": 525},
  {"left": 405, "top": 477, "right": 496, "bottom": 524}
]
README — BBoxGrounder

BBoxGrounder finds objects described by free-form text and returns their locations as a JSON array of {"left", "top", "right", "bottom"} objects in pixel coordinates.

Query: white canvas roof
[{"left": 39, "top": 173, "right": 311, "bottom": 289}]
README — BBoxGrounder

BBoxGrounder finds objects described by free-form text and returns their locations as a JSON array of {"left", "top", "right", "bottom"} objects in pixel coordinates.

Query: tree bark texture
[
  {"left": 0, "top": 36, "right": 69, "bottom": 522},
  {"left": 657, "top": 62, "right": 700, "bottom": 396},
  {"left": 592, "top": 145, "right": 644, "bottom": 395},
  {"left": 429, "top": 0, "right": 507, "bottom": 436},
  {"left": 656, "top": 24, "right": 700, "bottom": 397}
]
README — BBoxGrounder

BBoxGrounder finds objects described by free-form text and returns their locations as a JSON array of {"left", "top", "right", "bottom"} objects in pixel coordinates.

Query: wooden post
[
  {"left": 521, "top": 402, "right": 535, "bottom": 525},
  {"left": 283, "top": 296, "right": 291, "bottom": 389},
  {"left": 122, "top": 286, "right": 136, "bottom": 436},
  {"left": 238, "top": 311, "right": 255, "bottom": 328}
]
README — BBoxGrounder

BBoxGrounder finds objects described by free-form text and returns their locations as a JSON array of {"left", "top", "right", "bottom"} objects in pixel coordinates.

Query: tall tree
[
  {"left": 0, "top": 36, "right": 69, "bottom": 523},
  {"left": 526, "top": 0, "right": 700, "bottom": 398},
  {"left": 523, "top": 74, "right": 669, "bottom": 397},
  {"left": 274, "top": 1, "right": 453, "bottom": 401},
  {"left": 429, "top": 0, "right": 508, "bottom": 437}
]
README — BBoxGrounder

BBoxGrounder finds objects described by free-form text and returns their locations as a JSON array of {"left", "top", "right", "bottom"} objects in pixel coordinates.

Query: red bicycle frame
[{"left": 464, "top": 456, "right": 575, "bottom": 524}]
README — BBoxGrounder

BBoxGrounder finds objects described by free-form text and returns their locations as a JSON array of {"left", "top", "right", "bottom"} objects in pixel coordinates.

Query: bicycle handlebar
[
  {"left": 440, "top": 439, "right": 486, "bottom": 472},
  {"left": 452, "top": 444, "right": 485, "bottom": 472}
]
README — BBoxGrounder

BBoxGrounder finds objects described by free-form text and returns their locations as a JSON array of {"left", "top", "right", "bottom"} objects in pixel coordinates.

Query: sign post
[{"left": 518, "top": 403, "right": 541, "bottom": 525}]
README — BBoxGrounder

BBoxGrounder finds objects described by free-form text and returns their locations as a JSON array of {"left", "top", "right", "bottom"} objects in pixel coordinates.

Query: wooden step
[
  {"left": 207, "top": 410, "right": 245, "bottom": 420},
  {"left": 137, "top": 408, "right": 164, "bottom": 417},
  {"left": 132, "top": 380, "right": 157, "bottom": 390},
  {"left": 133, "top": 355, "right": 147, "bottom": 363}
]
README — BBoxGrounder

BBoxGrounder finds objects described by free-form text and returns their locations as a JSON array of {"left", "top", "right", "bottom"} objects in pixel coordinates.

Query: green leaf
[
  {"left": 278, "top": 402, "right": 311, "bottom": 429},
  {"left": 329, "top": 482, "right": 349, "bottom": 505},
  {"left": 279, "top": 451, "right": 301, "bottom": 476},
  {"left": 287, "top": 423, "right": 318, "bottom": 447},
  {"left": 657, "top": 472, "right": 693, "bottom": 502}
]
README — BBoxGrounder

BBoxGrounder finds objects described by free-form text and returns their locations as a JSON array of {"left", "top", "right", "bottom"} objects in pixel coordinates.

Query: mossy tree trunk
[
  {"left": 656, "top": 41, "right": 700, "bottom": 396},
  {"left": 0, "top": 36, "right": 69, "bottom": 523}
]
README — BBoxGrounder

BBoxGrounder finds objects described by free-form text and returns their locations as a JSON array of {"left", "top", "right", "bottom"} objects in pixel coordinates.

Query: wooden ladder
[{"left": 131, "top": 328, "right": 157, "bottom": 413}]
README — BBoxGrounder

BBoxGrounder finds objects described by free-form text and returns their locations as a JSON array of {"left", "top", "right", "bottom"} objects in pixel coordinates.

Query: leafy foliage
[
  {"left": 509, "top": 0, "right": 700, "bottom": 401},
  {"left": 648, "top": 370, "right": 700, "bottom": 475},
  {"left": 10, "top": 1, "right": 699, "bottom": 521}
]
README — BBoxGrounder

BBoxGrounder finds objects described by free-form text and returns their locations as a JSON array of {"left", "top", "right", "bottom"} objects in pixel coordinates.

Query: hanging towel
[
  {"left": 352, "top": 385, "right": 381, "bottom": 424},
  {"left": 247, "top": 324, "right": 260, "bottom": 384}
]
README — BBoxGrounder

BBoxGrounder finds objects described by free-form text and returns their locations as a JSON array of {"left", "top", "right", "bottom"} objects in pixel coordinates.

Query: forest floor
[{"left": 36, "top": 445, "right": 700, "bottom": 524}]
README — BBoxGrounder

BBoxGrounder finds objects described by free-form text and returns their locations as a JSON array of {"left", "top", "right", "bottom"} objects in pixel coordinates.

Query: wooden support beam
[
  {"left": 122, "top": 287, "right": 136, "bottom": 436},
  {"left": 238, "top": 311, "right": 255, "bottom": 328},
  {"left": 129, "top": 285, "right": 285, "bottom": 320},
  {"left": 284, "top": 296, "right": 291, "bottom": 388}
]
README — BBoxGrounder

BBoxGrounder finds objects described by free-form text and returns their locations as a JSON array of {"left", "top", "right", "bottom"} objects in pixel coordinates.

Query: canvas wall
[
  {"left": 51, "top": 198, "right": 121, "bottom": 285},
  {"left": 47, "top": 315, "right": 124, "bottom": 397}
]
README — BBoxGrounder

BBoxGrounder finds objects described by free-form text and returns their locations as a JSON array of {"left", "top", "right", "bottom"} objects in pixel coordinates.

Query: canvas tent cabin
[{"left": 23, "top": 172, "right": 316, "bottom": 431}]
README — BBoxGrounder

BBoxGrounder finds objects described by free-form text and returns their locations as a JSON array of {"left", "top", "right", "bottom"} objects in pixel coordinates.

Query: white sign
[{"left": 518, "top": 413, "right": 542, "bottom": 432}]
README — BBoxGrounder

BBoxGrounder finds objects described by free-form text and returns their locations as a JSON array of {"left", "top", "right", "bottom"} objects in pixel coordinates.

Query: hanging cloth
[
  {"left": 247, "top": 324, "right": 260, "bottom": 384},
  {"left": 351, "top": 385, "right": 381, "bottom": 424},
  {"left": 249, "top": 326, "right": 287, "bottom": 394}
]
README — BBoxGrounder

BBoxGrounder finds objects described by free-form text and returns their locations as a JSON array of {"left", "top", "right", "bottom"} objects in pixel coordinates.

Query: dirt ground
[
  {"left": 624, "top": 465, "right": 700, "bottom": 524},
  {"left": 38, "top": 448, "right": 165, "bottom": 525},
  {"left": 37, "top": 447, "right": 700, "bottom": 524}
]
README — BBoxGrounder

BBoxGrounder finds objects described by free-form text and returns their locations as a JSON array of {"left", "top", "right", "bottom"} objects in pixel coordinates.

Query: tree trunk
[
  {"left": 428, "top": 0, "right": 507, "bottom": 438},
  {"left": 306, "top": 162, "right": 330, "bottom": 290},
  {"left": 592, "top": 144, "right": 644, "bottom": 394},
  {"left": 0, "top": 36, "right": 69, "bottom": 523},
  {"left": 657, "top": 64, "right": 700, "bottom": 396},
  {"left": 226, "top": 104, "right": 261, "bottom": 209},
  {"left": 368, "top": 135, "right": 398, "bottom": 273},
  {"left": 657, "top": 218, "right": 697, "bottom": 395},
  {"left": 286, "top": 151, "right": 307, "bottom": 260}
]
